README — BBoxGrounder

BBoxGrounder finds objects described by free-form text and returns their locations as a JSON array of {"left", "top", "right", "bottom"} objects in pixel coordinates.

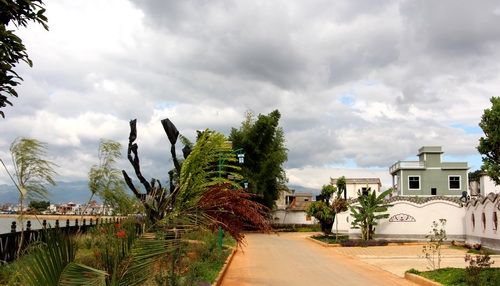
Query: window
[
  {"left": 408, "top": 176, "right": 420, "bottom": 190},
  {"left": 482, "top": 212, "right": 486, "bottom": 231},
  {"left": 362, "top": 187, "right": 368, "bottom": 196},
  {"left": 306, "top": 215, "right": 311, "bottom": 221},
  {"left": 449, "top": 176, "right": 460, "bottom": 189},
  {"left": 471, "top": 213, "right": 475, "bottom": 232},
  {"left": 431, "top": 188, "right": 437, "bottom": 195},
  {"left": 493, "top": 212, "right": 498, "bottom": 231}
]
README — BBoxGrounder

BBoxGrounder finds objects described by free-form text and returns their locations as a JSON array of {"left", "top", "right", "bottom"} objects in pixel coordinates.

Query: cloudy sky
[{"left": 1, "top": 0, "right": 499, "bottom": 193}]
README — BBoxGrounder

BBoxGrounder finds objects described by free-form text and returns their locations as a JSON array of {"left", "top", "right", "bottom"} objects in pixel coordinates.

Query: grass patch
[
  {"left": 407, "top": 268, "right": 500, "bottom": 286},
  {"left": 274, "top": 224, "right": 321, "bottom": 232}
]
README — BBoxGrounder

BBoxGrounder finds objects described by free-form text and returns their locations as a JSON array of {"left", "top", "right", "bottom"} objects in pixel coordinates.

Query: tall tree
[
  {"left": 88, "top": 138, "right": 131, "bottom": 215},
  {"left": 0, "top": 0, "right": 49, "bottom": 118},
  {"left": 477, "top": 96, "right": 500, "bottom": 185},
  {"left": 229, "top": 110, "right": 288, "bottom": 210},
  {"left": 123, "top": 119, "right": 274, "bottom": 244},
  {"left": 9, "top": 137, "right": 57, "bottom": 201},
  {"left": 306, "top": 184, "right": 337, "bottom": 235},
  {"left": 348, "top": 188, "right": 393, "bottom": 241}
]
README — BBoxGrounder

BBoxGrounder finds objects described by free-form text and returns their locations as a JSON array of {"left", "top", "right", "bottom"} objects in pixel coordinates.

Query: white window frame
[
  {"left": 408, "top": 176, "right": 420, "bottom": 190},
  {"left": 448, "top": 175, "right": 461, "bottom": 190}
]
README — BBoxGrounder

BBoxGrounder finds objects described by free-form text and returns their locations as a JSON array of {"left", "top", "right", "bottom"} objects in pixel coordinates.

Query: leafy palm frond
[
  {"left": 59, "top": 263, "right": 107, "bottom": 286},
  {"left": 176, "top": 130, "right": 240, "bottom": 212},
  {"left": 18, "top": 230, "right": 106, "bottom": 286},
  {"left": 195, "top": 183, "right": 274, "bottom": 245},
  {"left": 116, "top": 235, "right": 179, "bottom": 286}
]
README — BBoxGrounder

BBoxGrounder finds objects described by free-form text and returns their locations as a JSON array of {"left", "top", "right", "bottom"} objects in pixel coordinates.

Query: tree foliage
[
  {"left": 229, "top": 110, "right": 288, "bottom": 210},
  {"left": 10, "top": 137, "right": 57, "bottom": 201},
  {"left": 477, "top": 96, "right": 500, "bottom": 185},
  {"left": 88, "top": 138, "right": 131, "bottom": 215},
  {"left": 336, "top": 176, "right": 347, "bottom": 199},
  {"left": 122, "top": 119, "right": 274, "bottom": 245},
  {"left": 306, "top": 184, "right": 347, "bottom": 235},
  {"left": 0, "top": 0, "right": 48, "bottom": 118},
  {"left": 348, "top": 188, "right": 393, "bottom": 241},
  {"left": 28, "top": 200, "right": 49, "bottom": 212}
]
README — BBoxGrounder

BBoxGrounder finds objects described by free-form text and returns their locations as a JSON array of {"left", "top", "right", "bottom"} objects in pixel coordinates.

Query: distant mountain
[
  {"left": 0, "top": 181, "right": 320, "bottom": 205},
  {"left": 0, "top": 181, "right": 92, "bottom": 204},
  {"left": 287, "top": 185, "right": 321, "bottom": 199}
]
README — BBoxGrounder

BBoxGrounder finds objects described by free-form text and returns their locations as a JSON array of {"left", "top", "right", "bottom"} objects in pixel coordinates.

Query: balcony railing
[{"left": 389, "top": 161, "right": 425, "bottom": 173}]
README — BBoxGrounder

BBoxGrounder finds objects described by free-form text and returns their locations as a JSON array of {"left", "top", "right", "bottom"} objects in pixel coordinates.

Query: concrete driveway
[{"left": 219, "top": 232, "right": 419, "bottom": 286}]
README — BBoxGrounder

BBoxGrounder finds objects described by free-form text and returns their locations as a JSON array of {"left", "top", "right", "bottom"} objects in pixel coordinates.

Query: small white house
[{"left": 330, "top": 177, "right": 382, "bottom": 199}]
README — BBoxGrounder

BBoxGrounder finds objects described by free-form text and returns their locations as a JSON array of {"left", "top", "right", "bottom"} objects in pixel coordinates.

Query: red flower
[
  {"left": 117, "top": 231, "right": 126, "bottom": 237},
  {"left": 85, "top": 273, "right": 91, "bottom": 277},
  {"left": 94, "top": 251, "right": 98, "bottom": 257},
  {"left": 115, "top": 223, "right": 120, "bottom": 228}
]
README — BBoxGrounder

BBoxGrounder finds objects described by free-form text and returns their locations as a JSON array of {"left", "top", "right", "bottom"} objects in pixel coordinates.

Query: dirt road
[{"left": 219, "top": 232, "right": 418, "bottom": 286}]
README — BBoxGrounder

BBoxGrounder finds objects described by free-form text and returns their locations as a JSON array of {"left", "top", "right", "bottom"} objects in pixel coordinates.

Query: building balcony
[{"left": 389, "top": 161, "right": 425, "bottom": 174}]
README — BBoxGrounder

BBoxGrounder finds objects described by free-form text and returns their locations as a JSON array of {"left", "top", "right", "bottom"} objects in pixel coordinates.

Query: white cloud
[{"left": 0, "top": 0, "right": 493, "bottom": 192}]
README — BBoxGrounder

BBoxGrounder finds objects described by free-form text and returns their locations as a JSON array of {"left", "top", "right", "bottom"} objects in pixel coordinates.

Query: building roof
[
  {"left": 288, "top": 201, "right": 312, "bottom": 212},
  {"left": 330, "top": 177, "right": 381, "bottom": 185}
]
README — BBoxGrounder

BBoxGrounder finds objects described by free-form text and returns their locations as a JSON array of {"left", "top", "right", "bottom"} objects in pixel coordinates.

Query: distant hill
[
  {"left": 0, "top": 181, "right": 321, "bottom": 205},
  {"left": 287, "top": 185, "right": 321, "bottom": 200},
  {"left": 0, "top": 181, "right": 92, "bottom": 204}
]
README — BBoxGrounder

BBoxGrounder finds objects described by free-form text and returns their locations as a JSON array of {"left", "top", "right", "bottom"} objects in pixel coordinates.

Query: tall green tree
[
  {"left": 348, "top": 188, "right": 393, "bottom": 241},
  {"left": 477, "top": 96, "right": 500, "bottom": 185},
  {"left": 0, "top": 0, "right": 49, "bottom": 118},
  {"left": 333, "top": 176, "right": 348, "bottom": 239},
  {"left": 229, "top": 110, "right": 288, "bottom": 209},
  {"left": 9, "top": 137, "right": 57, "bottom": 201},
  {"left": 123, "top": 119, "right": 274, "bottom": 242},
  {"left": 87, "top": 138, "right": 131, "bottom": 215}
]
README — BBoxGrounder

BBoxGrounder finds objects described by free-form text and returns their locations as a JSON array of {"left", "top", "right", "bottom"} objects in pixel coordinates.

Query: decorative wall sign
[{"left": 389, "top": 213, "right": 416, "bottom": 222}]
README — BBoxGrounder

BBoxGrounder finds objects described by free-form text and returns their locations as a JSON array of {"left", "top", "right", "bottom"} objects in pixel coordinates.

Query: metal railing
[{"left": 0, "top": 217, "right": 122, "bottom": 264}]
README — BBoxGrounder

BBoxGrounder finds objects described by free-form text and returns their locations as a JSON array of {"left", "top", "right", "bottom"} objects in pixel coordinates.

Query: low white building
[
  {"left": 330, "top": 177, "right": 382, "bottom": 199},
  {"left": 273, "top": 190, "right": 314, "bottom": 225}
]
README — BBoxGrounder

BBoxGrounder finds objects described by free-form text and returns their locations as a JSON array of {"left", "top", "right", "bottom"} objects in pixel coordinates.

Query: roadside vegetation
[
  {"left": 0, "top": 114, "right": 285, "bottom": 285},
  {"left": 407, "top": 266, "right": 500, "bottom": 286},
  {"left": 0, "top": 223, "right": 235, "bottom": 286}
]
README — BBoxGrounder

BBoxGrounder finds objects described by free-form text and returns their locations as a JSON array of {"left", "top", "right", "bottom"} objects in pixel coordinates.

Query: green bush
[{"left": 340, "top": 239, "right": 389, "bottom": 247}]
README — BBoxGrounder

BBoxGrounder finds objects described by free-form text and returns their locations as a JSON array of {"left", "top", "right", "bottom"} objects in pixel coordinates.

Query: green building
[{"left": 389, "top": 146, "right": 469, "bottom": 196}]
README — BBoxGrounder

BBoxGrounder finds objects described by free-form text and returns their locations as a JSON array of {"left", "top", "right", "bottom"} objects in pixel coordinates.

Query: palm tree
[{"left": 348, "top": 188, "right": 393, "bottom": 240}]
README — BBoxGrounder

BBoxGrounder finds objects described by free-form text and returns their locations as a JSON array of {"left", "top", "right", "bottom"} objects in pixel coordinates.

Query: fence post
[
  {"left": 11, "top": 221, "right": 16, "bottom": 232},
  {"left": 26, "top": 221, "right": 31, "bottom": 231},
  {"left": 42, "top": 220, "right": 47, "bottom": 229},
  {"left": 66, "top": 219, "right": 70, "bottom": 228},
  {"left": 55, "top": 219, "right": 60, "bottom": 229},
  {"left": 75, "top": 219, "right": 79, "bottom": 227}
]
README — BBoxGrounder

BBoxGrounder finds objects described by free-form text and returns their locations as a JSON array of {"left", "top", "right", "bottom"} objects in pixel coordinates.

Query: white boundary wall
[
  {"left": 274, "top": 194, "right": 500, "bottom": 250},
  {"left": 465, "top": 193, "right": 500, "bottom": 249},
  {"left": 335, "top": 196, "right": 465, "bottom": 241}
]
